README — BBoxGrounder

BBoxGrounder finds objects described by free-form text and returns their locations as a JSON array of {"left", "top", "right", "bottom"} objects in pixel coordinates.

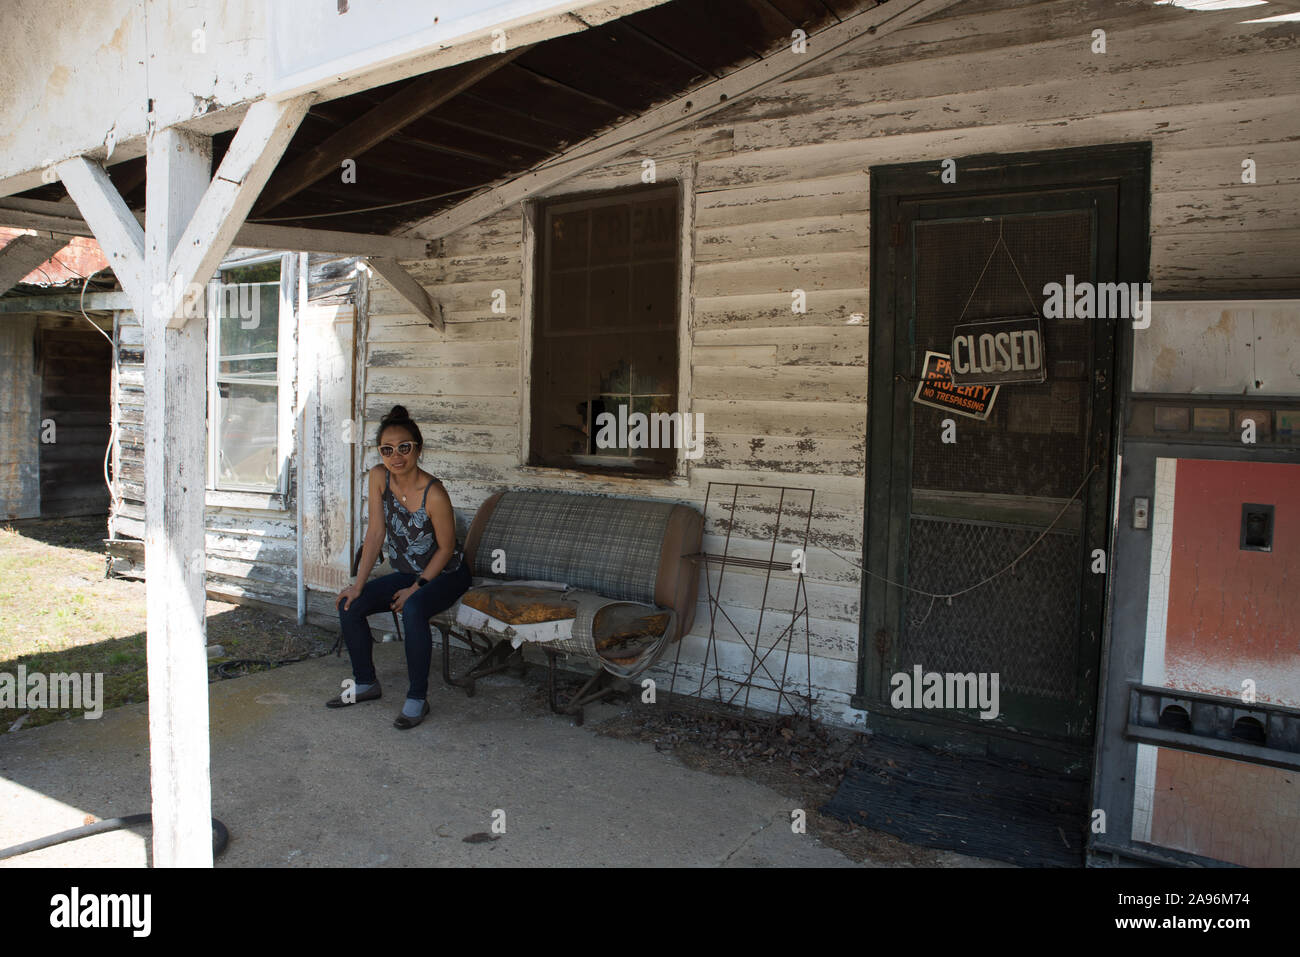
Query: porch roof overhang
[{"left": 2, "top": 0, "right": 901, "bottom": 249}]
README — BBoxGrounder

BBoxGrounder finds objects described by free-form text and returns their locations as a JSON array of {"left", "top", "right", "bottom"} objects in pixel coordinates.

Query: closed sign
[{"left": 950, "top": 316, "right": 1046, "bottom": 386}]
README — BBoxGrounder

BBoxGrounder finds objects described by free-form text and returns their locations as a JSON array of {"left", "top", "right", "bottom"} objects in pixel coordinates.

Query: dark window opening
[
  {"left": 1240, "top": 503, "right": 1274, "bottom": 552},
  {"left": 529, "top": 185, "right": 680, "bottom": 477}
]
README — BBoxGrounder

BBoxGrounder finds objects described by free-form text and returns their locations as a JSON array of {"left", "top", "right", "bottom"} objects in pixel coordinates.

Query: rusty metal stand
[
  {"left": 669, "top": 482, "right": 816, "bottom": 719},
  {"left": 440, "top": 626, "right": 526, "bottom": 698},
  {"left": 544, "top": 650, "right": 619, "bottom": 726}
]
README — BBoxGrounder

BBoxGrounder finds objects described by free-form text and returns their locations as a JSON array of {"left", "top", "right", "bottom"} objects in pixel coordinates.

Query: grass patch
[{"left": 1, "top": 516, "right": 336, "bottom": 733}]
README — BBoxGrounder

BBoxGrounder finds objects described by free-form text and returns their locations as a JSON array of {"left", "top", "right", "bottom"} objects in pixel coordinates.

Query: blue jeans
[{"left": 336, "top": 562, "right": 472, "bottom": 700}]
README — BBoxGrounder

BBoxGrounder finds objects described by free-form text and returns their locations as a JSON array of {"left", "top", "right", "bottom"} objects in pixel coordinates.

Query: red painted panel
[
  {"left": 1152, "top": 750, "right": 1300, "bottom": 867},
  {"left": 1166, "top": 458, "right": 1300, "bottom": 705}
]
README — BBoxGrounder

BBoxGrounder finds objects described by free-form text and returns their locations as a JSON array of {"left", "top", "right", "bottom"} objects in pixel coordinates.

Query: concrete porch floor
[{"left": 0, "top": 642, "right": 894, "bottom": 867}]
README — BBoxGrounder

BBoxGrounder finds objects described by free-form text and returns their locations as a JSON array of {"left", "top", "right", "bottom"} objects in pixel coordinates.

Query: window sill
[
  {"left": 205, "top": 488, "right": 289, "bottom": 511},
  {"left": 515, "top": 464, "right": 690, "bottom": 488}
]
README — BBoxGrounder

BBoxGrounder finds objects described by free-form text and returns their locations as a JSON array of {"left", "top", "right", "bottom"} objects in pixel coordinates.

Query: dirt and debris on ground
[
  {"left": 532, "top": 677, "right": 997, "bottom": 867},
  {"left": 1, "top": 515, "right": 334, "bottom": 733}
]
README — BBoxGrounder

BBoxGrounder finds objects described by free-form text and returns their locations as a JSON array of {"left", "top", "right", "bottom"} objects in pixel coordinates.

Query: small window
[
  {"left": 210, "top": 259, "right": 282, "bottom": 491},
  {"left": 529, "top": 185, "right": 680, "bottom": 476}
]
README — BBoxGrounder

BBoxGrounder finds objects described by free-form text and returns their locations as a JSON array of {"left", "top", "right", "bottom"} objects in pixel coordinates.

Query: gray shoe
[
  {"left": 393, "top": 699, "right": 430, "bottom": 729},
  {"left": 325, "top": 681, "right": 382, "bottom": 708}
]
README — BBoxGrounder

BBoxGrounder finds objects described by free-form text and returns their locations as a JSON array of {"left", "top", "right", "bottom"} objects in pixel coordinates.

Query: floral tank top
[{"left": 381, "top": 470, "right": 463, "bottom": 576}]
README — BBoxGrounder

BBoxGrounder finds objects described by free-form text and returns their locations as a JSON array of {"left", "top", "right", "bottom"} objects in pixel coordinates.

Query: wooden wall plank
[
  {"left": 0, "top": 315, "right": 41, "bottom": 520},
  {"left": 696, "top": 211, "right": 867, "bottom": 264},
  {"left": 693, "top": 364, "right": 867, "bottom": 403},
  {"left": 694, "top": 398, "right": 867, "bottom": 437},
  {"left": 695, "top": 251, "right": 866, "bottom": 299}
]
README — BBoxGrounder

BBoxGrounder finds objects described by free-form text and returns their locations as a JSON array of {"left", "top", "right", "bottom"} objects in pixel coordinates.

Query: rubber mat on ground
[{"left": 821, "top": 734, "right": 1089, "bottom": 867}]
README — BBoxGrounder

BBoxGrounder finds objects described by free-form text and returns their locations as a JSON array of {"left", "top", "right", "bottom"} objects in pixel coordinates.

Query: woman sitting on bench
[{"left": 329, "top": 404, "right": 472, "bottom": 728}]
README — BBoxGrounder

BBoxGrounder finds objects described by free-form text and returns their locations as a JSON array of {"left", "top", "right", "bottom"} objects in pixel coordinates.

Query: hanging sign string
[{"left": 956, "top": 216, "right": 1040, "bottom": 321}]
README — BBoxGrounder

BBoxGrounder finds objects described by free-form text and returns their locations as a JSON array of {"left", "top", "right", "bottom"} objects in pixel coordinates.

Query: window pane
[
  {"left": 631, "top": 200, "right": 676, "bottom": 255},
  {"left": 629, "top": 332, "right": 675, "bottom": 394},
  {"left": 218, "top": 283, "right": 279, "bottom": 357},
  {"left": 596, "top": 398, "right": 631, "bottom": 456},
  {"left": 630, "top": 261, "right": 676, "bottom": 328},
  {"left": 539, "top": 337, "right": 586, "bottom": 393},
  {"left": 218, "top": 355, "right": 277, "bottom": 380},
  {"left": 588, "top": 265, "right": 630, "bottom": 329},
  {"left": 221, "top": 261, "right": 281, "bottom": 285},
  {"left": 549, "top": 210, "right": 588, "bottom": 269},
  {"left": 547, "top": 270, "right": 588, "bottom": 332},
  {"left": 633, "top": 396, "right": 676, "bottom": 469},
  {"left": 537, "top": 392, "right": 589, "bottom": 458},
  {"left": 589, "top": 204, "right": 630, "bottom": 265},
  {"left": 216, "top": 382, "right": 278, "bottom": 488},
  {"left": 593, "top": 343, "right": 630, "bottom": 394}
]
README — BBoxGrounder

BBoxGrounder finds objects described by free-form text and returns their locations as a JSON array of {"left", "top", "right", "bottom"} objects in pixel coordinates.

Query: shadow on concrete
[{"left": 0, "top": 641, "right": 870, "bottom": 867}]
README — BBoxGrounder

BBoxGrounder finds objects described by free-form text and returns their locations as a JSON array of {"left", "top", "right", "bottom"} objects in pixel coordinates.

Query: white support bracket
[
  {"left": 165, "top": 95, "right": 313, "bottom": 328},
  {"left": 54, "top": 156, "right": 148, "bottom": 309},
  {"left": 54, "top": 95, "right": 312, "bottom": 325},
  {"left": 367, "top": 257, "right": 443, "bottom": 331}
]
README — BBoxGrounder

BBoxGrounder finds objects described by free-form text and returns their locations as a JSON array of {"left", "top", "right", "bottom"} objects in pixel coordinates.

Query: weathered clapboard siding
[
  {"left": 37, "top": 320, "right": 112, "bottom": 517},
  {"left": 0, "top": 314, "right": 113, "bottom": 520},
  {"left": 108, "top": 254, "right": 360, "bottom": 610},
  {"left": 0, "top": 314, "right": 41, "bottom": 520},
  {"left": 358, "top": 0, "right": 1298, "bottom": 722}
]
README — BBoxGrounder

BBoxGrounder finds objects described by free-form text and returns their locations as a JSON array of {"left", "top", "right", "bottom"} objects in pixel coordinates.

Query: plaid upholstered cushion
[{"left": 472, "top": 491, "right": 675, "bottom": 605}]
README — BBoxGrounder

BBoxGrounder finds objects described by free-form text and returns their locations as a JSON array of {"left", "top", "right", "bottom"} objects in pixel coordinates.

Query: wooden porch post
[
  {"left": 59, "top": 96, "right": 310, "bottom": 867},
  {"left": 141, "top": 126, "right": 215, "bottom": 867}
]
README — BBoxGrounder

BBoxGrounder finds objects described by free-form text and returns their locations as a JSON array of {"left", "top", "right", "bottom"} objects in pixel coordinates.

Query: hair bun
[{"left": 385, "top": 404, "right": 410, "bottom": 421}]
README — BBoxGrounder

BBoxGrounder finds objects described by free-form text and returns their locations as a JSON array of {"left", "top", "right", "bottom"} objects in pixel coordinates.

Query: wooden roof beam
[
  {"left": 0, "top": 290, "right": 133, "bottom": 314},
  {"left": 0, "top": 196, "right": 430, "bottom": 260},
  {"left": 398, "top": 0, "right": 965, "bottom": 242},
  {"left": 56, "top": 97, "right": 311, "bottom": 328},
  {"left": 0, "top": 233, "right": 71, "bottom": 295},
  {"left": 254, "top": 46, "right": 533, "bottom": 217}
]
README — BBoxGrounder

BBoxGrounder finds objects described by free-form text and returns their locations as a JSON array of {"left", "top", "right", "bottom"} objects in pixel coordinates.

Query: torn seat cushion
[
  {"left": 451, "top": 583, "right": 676, "bottom": 675},
  {"left": 593, "top": 604, "right": 672, "bottom": 666},
  {"left": 454, "top": 585, "right": 577, "bottom": 646},
  {"left": 460, "top": 586, "right": 577, "bottom": 624}
]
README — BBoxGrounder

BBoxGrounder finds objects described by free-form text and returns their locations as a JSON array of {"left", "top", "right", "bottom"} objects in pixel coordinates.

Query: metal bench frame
[{"left": 437, "top": 614, "right": 616, "bottom": 724}]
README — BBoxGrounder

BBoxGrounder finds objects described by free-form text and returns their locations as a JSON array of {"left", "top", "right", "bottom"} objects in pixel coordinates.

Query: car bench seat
[{"left": 432, "top": 489, "right": 702, "bottom": 722}]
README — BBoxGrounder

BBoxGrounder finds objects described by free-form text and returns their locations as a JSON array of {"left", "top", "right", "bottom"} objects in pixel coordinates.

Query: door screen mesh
[
  {"left": 900, "top": 211, "right": 1095, "bottom": 702},
  {"left": 910, "top": 213, "right": 1093, "bottom": 498}
]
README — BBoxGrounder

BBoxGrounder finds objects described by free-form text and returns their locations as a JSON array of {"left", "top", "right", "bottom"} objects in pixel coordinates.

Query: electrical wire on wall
[
  {"left": 75, "top": 268, "right": 123, "bottom": 520},
  {"left": 14, "top": 242, "right": 123, "bottom": 515}
]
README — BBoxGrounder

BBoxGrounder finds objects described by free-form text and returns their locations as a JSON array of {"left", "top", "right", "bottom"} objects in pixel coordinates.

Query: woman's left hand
[{"left": 390, "top": 584, "right": 419, "bottom": 614}]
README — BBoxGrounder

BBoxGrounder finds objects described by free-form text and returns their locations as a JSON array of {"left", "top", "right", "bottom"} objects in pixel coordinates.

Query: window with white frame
[{"left": 207, "top": 254, "right": 290, "bottom": 493}]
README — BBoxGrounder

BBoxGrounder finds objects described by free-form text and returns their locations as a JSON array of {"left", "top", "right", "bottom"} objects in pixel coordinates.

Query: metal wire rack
[{"left": 669, "top": 481, "right": 816, "bottom": 719}]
